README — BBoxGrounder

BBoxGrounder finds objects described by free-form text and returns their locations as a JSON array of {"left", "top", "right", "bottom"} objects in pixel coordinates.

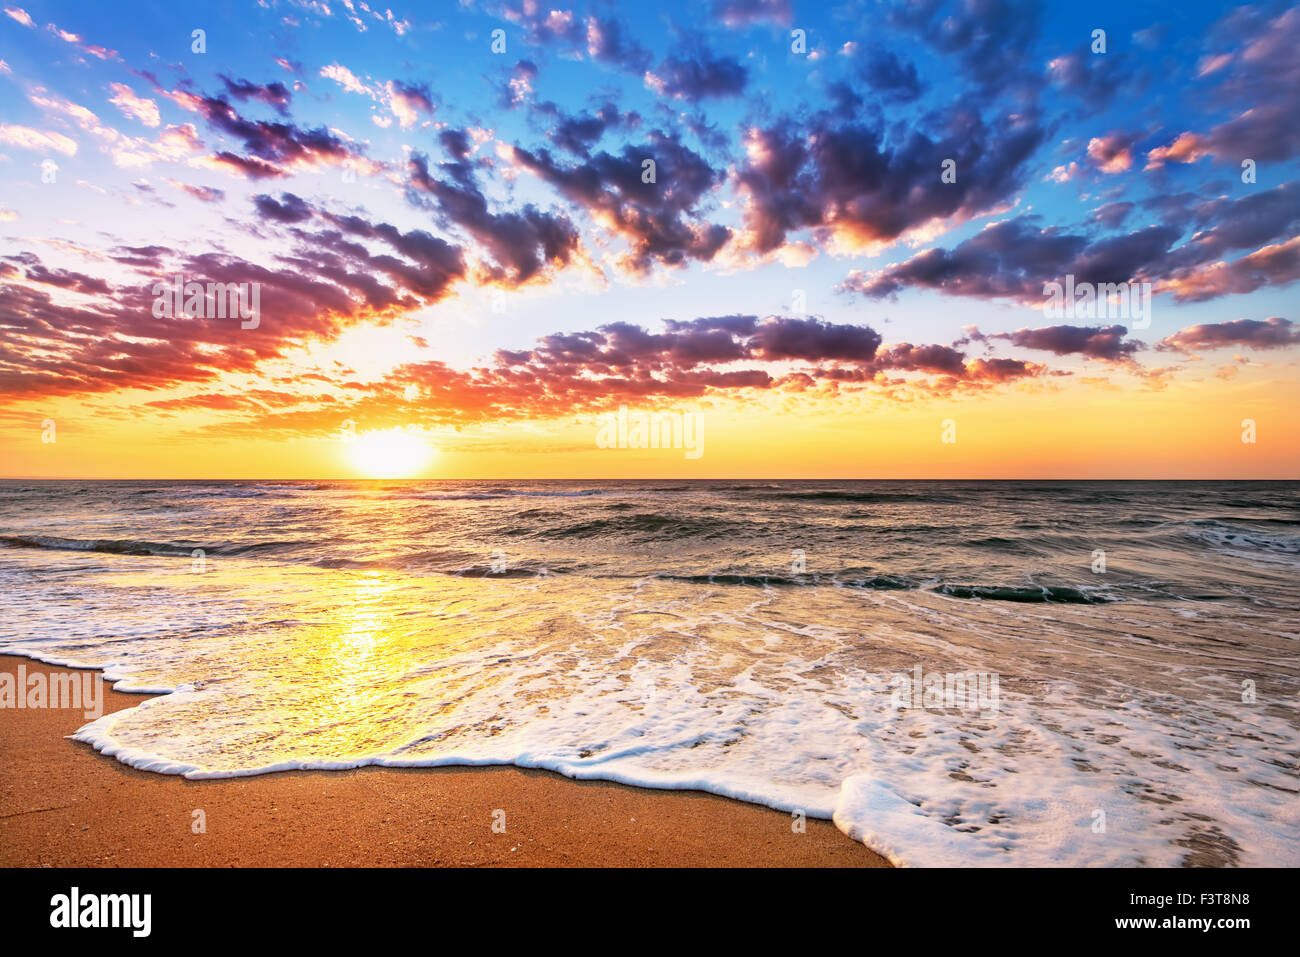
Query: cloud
[
  {"left": 319, "top": 65, "right": 434, "bottom": 128},
  {"left": 219, "top": 75, "right": 293, "bottom": 116},
  {"left": 144, "top": 391, "right": 299, "bottom": 413},
  {"left": 987, "top": 324, "right": 1142, "bottom": 361},
  {"left": 1090, "top": 202, "right": 1134, "bottom": 229},
  {"left": 164, "top": 179, "right": 225, "bottom": 203},
  {"left": 734, "top": 108, "right": 1044, "bottom": 256},
  {"left": 1046, "top": 162, "right": 1081, "bottom": 184},
  {"left": 711, "top": 0, "right": 792, "bottom": 27},
  {"left": 253, "top": 192, "right": 314, "bottom": 223},
  {"left": 37, "top": 16, "right": 117, "bottom": 60},
  {"left": 319, "top": 314, "right": 1049, "bottom": 427},
  {"left": 499, "top": 60, "right": 537, "bottom": 108},
  {"left": 4, "top": 6, "right": 115, "bottom": 58},
  {"left": 198, "top": 152, "right": 286, "bottom": 180},
  {"left": 1158, "top": 236, "right": 1300, "bottom": 302},
  {"left": 748, "top": 316, "right": 882, "bottom": 362},
  {"left": 9, "top": 89, "right": 191, "bottom": 172},
  {"left": 886, "top": 0, "right": 1041, "bottom": 97},
  {"left": 843, "top": 183, "right": 1300, "bottom": 304},
  {"left": 645, "top": 51, "right": 748, "bottom": 100},
  {"left": 1156, "top": 182, "right": 1300, "bottom": 273},
  {"left": 1045, "top": 51, "right": 1141, "bottom": 112},
  {"left": 510, "top": 130, "right": 730, "bottom": 274},
  {"left": 185, "top": 91, "right": 373, "bottom": 178},
  {"left": 882, "top": 343, "right": 973, "bottom": 376},
  {"left": 543, "top": 101, "right": 629, "bottom": 154},
  {"left": 320, "top": 63, "right": 370, "bottom": 96},
  {"left": 1158, "top": 316, "right": 1300, "bottom": 352},
  {"left": 489, "top": 313, "right": 1039, "bottom": 400},
  {"left": 1146, "top": 102, "right": 1300, "bottom": 169},
  {"left": 1086, "top": 133, "right": 1137, "bottom": 174},
  {"left": 405, "top": 134, "right": 583, "bottom": 287},
  {"left": 0, "top": 124, "right": 77, "bottom": 155},
  {"left": 499, "top": 1, "right": 583, "bottom": 46},
  {"left": 857, "top": 47, "right": 923, "bottom": 102},
  {"left": 840, "top": 218, "right": 1173, "bottom": 301},
  {"left": 1145, "top": 7, "right": 1300, "bottom": 167},
  {"left": 108, "top": 83, "right": 161, "bottom": 127},
  {"left": 9, "top": 254, "right": 112, "bottom": 295},
  {"left": 961, "top": 357, "right": 1045, "bottom": 383},
  {"left": 585, "top": 16, "right": 651, "bottom": 71},
  {"left": 202, "top": 312, "right": 1064, "bottom": 436},
  {"left": 304, "top": 208, "right": 467, "bottom": 303},
  {"left": 0, "top": 246, "right": 408, "bottom": 400},
  {"left": 386, "top": 80, "right": 435, "bottom": 128}
]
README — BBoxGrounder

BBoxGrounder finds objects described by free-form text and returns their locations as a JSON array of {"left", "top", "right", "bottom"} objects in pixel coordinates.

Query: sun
[{"left": 345, "top": 427, "right": 435, "bottom": 478}]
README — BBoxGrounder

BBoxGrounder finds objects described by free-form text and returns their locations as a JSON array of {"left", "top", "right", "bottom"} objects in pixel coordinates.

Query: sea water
[{"left": 1, "top": 479, "right": 1296, "bottom": 866}]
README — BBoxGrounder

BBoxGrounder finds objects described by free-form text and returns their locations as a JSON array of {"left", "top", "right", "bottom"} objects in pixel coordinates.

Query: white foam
[{"left": 5, "top": 557, "right": 1299, "bottom": 866}]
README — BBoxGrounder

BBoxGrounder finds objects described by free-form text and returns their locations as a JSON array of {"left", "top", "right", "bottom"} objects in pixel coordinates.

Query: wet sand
[{"left": 0, "top": 655, "right": 890, "bottom": 867}]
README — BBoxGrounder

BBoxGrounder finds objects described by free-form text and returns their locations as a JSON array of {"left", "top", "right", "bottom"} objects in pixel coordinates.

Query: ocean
[{"left": 1, "top": 479, "right": 1297, "bottom": 866}]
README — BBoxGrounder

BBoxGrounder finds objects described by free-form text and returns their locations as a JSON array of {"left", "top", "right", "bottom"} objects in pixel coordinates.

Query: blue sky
[{"left": 1, "top": 0, "right": 1297, "bottom": 477}]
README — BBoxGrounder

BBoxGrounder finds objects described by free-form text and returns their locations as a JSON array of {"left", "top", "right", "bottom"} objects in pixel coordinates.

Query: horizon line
[{"left": 1, "top": 476, "right": 1297, "bottom": 483}]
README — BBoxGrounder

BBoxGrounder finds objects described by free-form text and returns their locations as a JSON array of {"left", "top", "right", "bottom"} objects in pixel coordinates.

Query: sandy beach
[{"left": 0, "top": 656, "right": 889, "bottom": 867}]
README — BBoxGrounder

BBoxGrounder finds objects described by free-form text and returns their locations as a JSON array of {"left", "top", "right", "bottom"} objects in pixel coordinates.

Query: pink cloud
[
  {"left": 1087, "top": 134, "right": 1134, "bottom": 174},
  {"left": 0, "top": 124, "right": 77, "bottom": 155},
  {"left": 108, "top": 83, "right": 161, "bottom": 128},
  {"left": 3, "top": 6, "right": 33, "bottom": 27}
]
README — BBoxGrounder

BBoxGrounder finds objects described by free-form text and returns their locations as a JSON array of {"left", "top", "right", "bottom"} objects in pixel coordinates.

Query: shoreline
[{"left": 0, "top": 654, "right": 891, "bottom": 867}]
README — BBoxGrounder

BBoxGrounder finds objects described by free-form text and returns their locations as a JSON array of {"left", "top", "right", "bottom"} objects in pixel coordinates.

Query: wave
[
  {"left": 1215, "top": 497, "right": 1300, "bottom": 510},
  {"left": 1183, "top": 520, "right": 1300, "bottom": 556},
  {"left": 184, "top": 487, "right": 282, "bottom": 499},
  {"left": 449, "top": 563, "right": 566, "bottom": 579},
  {"left": 653, "top": 571, "right": 921, "bottom": 590},
  {"left": 963, "top": 535, "right": 1038, "bottom": 552},
  {"left": 410, "top": 492, "right": 509, "bottom": 501},
  {"left": 522, "top": 512, "right": 734, "bottom": 540},
  {"left": 650, "top": 572, "right": 1118, "bottom": 603},
  {"left": 655, "top": 572, "right": 805, "bottom": 588},
  {"left": 0, "top": 534, "right": 296, "bottom": 557},
  {"left": 310, "top": 552, "right": 567, "bottom": 577},
  {"left": 932, "top": 583, "right": 1114, "bottom": 604},
  {"left": 745, "top": 490, "right": 934, "bottom": 504},
  {"left": 0, "top": 534, "right": 200, "bottom": 557},
  {"left": 410, "top": 488, "right": 610, "bottom": 501},
  {"left": 147, "top": 483, "right": 335, "bottom": 499},
  {"left": 510, "top": 488, "right": 609, "bottom": 498}
]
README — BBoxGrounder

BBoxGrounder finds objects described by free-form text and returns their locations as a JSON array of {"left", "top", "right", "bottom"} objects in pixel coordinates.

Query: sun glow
[{"left": 345, "top": 427, "right": 435, "bottom": 478}]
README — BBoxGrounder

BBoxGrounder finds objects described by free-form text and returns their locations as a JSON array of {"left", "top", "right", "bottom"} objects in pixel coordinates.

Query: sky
[{"left": 0, "top": 0, "right": 1297, "bottom": 479}]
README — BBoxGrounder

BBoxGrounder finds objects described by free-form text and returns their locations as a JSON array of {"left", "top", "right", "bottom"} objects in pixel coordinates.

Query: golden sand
[{"left": 0, "top": 655, "right": 889, "bottom": 867}]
